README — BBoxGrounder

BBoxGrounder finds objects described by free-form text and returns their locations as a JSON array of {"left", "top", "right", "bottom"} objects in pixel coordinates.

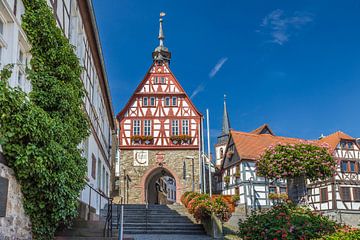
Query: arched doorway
[{"left": 144, "top": 167, "right": 177, "bottom": 204}]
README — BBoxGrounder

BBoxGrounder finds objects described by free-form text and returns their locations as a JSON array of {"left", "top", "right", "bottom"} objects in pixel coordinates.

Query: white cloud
[
  {"left": 190, "top": 82, "right": 206, "bottom": 99},
  {"left": 209, "top": 57, "right": 228, "bottom": 78},
  {"left": 191, "top": 57, "right": 228, "bottom": 99},
  {"left": 259, "top": 9, "right": 313, "bottom": 45}
]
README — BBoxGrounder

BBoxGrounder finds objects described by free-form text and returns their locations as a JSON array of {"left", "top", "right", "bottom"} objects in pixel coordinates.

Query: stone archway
[{"left": 140, "top": 165, "right": 182, "bottom": 204}]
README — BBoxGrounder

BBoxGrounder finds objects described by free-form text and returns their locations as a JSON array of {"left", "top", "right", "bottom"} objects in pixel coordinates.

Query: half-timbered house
[
  {"left": 220, "top": 126, "right": 301, "bottom": 213},
  {"left": 116, "top": 13, "right": 202, "bottom": 204},
  {"left": 307, "top": 131, "right": 360, "bottom": 225}
]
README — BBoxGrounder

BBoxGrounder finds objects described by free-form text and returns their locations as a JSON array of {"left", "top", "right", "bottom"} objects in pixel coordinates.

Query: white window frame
[
  {"left": 144, "top": 120, "right": 152, "bottom": 136},
  {"left": 150, "top": 97, "right": 155, "bottom": 106},
  {"left": 133, "top": 120, "right": 141, "bottom": 136},
  {"left": 182, "top": 120, "right": 189, "bottom": 135},
  {"left": 172, "top": 120, "right": 179, "bottom": 136},
  {"left": 172, "top": 97, "right": 177, "bottom": 106},
  {"left": 165, "top": 97, "right": 170, "bottom": 106}
]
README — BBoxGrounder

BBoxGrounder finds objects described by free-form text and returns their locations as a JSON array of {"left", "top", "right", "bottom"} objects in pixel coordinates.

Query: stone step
[{"left": 122, "top": 229, "right": 205, "bottom": 235}]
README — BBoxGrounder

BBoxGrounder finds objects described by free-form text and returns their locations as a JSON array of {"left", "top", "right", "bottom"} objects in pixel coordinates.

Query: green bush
[
  {"left": 0, "top": 0, "right": 89, "bottom": 239},
  {"left": 317, "top": 229, "right": 360, "bottom": 240},
  {"left": 238, "top": 203, "right": 337, "bottom": 240}
]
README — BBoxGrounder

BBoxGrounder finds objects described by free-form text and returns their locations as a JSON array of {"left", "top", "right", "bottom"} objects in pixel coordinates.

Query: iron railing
[{"left": 85, "top": 182, "right": 113, "bottom": 237}]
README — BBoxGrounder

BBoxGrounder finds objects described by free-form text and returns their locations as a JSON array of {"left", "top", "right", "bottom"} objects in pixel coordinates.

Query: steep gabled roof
[
  {"left": 116, "top": 61, "right": 202, "bottom": 120},
  {"left": 230, "top": 130, "right": 305, "bottom": 161},
  {"left": 250, "top": 124, "right": 275, "bottom": 136},
  {"left": 318, "top": 131, "right": 355, "bottom": 151}
]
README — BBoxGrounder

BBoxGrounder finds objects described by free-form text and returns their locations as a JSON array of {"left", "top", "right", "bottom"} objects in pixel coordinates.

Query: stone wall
[
  {"left": 0, "top": 162, "right": 32, "bottom": 239},
  {"left": 120, "top": 149, "right": 200, "bottom": 204}
]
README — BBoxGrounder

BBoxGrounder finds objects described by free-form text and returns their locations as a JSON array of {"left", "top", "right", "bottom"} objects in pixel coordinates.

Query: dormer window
[
  {"left": 340, "top": 141, "right": 354, "bottom": 149},
  {"left": 143, "top": 97, "right": 148, "bottom": 106}
]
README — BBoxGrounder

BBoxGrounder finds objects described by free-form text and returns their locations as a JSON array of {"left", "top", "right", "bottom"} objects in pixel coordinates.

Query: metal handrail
[{"left": 85, "top": 182, "right": 113, "bottom": 237}]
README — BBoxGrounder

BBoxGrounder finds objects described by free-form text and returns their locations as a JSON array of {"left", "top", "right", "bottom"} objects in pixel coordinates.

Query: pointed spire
[
  {"left": 152, "top": 12, "right": 171, "bottom": 63},
  {"left": 158, "top": 12, "right": 165, "bottom": 47},
  {"left": 221, "top": 94, "right": 231, "bottom": 135}
]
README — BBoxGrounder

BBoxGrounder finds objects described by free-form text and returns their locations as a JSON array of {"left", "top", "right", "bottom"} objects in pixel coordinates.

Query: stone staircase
[
  {"left": 109, "top": 204, "right": 206, "bottom": 235},
  {"left": 55, "top": 204, "right": 206, "bottom": 239}
]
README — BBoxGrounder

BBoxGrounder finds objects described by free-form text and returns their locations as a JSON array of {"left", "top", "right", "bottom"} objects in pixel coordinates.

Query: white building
[{"left": 0, "top": 0, "right": 115, "bottom": 217}]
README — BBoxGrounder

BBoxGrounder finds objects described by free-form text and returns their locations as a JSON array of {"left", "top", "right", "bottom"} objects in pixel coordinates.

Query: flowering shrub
[
  {"left": 269, "top": 193, "right": 288, "bottom": 201},
  {"left": 238, "top": 203, "right": 337, "bottom": 240},
  {"left": 316, "top": 227, "right": 360, "bottom": 240},
  {"left": 211, "top": 196, "right": 232, "bottom": 222},
  {"left": 181, "top": 192, "right": 200, "bottom": 208},
  {"left": 187, "top": 194, "right": 210, "bottom": 214},
  {"left": 181, "top": 192, "right": 232, "bottom": 223},
  {"left": 257, "top": 143, "right": 336, "bottom": 181}
]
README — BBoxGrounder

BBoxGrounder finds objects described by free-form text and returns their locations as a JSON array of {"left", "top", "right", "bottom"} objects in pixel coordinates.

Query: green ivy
[{"left": 0, "top": 0, "right": 89, "bottom": 239}]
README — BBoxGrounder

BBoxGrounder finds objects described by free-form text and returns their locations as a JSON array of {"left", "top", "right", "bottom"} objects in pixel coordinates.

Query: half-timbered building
[
  {"left": 307, "top": 131, "right": 360, "bottom": 225},
  {"left": 218, "top": 124, "right": 360, "bottom": 225},
  {"left": 220, "top": 126, "right": 300, "bottom": 214},
  {"left": 116, "top": 13, "right": 202, "bottom": 204},
  {"left": 0, "top": 0, "right": 115, "bottom": 221}
]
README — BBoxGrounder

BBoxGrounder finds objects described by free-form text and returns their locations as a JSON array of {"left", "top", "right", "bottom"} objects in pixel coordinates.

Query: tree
[{"left": 256, "top": 142, "right": 336, "bottom": 204}]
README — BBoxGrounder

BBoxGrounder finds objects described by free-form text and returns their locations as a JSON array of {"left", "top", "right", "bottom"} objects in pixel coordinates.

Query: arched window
[{"left": 220, "top": 148, "right": 224, "bottom": 159}]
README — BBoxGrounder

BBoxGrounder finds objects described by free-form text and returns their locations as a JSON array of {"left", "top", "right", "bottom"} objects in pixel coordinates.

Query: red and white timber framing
[{"left": 117, "top": 61, "right": 202, "bottom": 150}]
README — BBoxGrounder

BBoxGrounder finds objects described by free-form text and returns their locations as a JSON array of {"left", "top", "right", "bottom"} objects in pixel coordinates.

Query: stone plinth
[{"left": 0, "top": 163, "right": 32, "bottom": 239}]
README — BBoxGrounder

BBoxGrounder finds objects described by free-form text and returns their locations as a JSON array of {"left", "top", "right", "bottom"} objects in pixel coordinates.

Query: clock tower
[{"left": 117, "top": 13, "right": 202, "bottom": 204}]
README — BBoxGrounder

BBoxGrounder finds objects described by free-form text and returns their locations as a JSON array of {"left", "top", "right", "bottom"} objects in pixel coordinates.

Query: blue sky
[{"left": 93, "top": 0, "right": 360, "bottom": 143}]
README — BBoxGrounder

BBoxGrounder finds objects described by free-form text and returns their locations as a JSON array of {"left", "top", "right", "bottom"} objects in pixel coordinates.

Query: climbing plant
[{"left": 0, "top": 0, "right": 89, "bottom": 239}]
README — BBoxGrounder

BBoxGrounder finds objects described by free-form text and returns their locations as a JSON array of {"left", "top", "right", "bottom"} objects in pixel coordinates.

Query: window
[
  {"left": 320, "top": 188, "right": 328, "bottom": 203},
  {"left": 0, "top": 19, "right": 3, "bottom": 35},
  {"left": 220, "top": 148, "right": 224, "bottom": 159},
  {"left": 105, "top": 172, "right": 109, "bottom": 196},
  {"left": 133, "top": 120, "right": 141, "bottom": 136},
  {"left": 340, "top": 187, "right": 351, "bottom": 201},
  {"left": 144, "top": 120, "right": 152, "bottom": 136},
  {"left": 150, "top": 97, "right": 155, "bottom": 106},
  {"left": 154, "top": 76, "right": 159, "bottom": 84},
  {"left": 102, "top": 166, "right": 105, "bottom": 192},
  {"left": 97, "top": 159, "right": 101, "bottom": 189},
  {"left": 341, "top": 160, "right": 348, "bottom": 172},
  {"left": 341, "top": 160, "right": 358, "bottom": 173},
  {"left": 269, "top": 187, "right": 276, "bottom": 194},
  {"left": 350, "top": 161, "right": 356, "bottom": 172},
  {"left": 143, "top": 97, "right": 148, "bottom": 106},
  {"left": 161, "top": 77, "right": 165, "bottom": 84},
  {"left": 165, "top": 97, "right": 170, "bottom": 106},
  {"left": 172, "top": 97, "right": 177, "bottom": 106},
  {"left": 91, "top": 154, "right": 96, "bottom": 179},
  {"left": 182, "top": 120, "right": 189, "bottom": 135},
  {"left": 280, "top": 187, "right": 287, "bottom": 193},
  {"left": 17, "top": 71, "right": 23, "bottom": 87},
  {"left": 353, "top": 188, "right": 360, "bottom": 201},
  {"left": 171, "top": 120, "right": 179, "bottom": 136}
]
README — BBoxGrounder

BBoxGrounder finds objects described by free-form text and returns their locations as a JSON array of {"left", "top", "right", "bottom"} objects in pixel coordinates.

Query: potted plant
[
  {"left": 232, "top": 195, "right": 240, "bottom": 206},
  {"left": 131, "top": 135, "right": 142, "bottom": 144},
  {"left": 143, "top": 135, "right": 154, "bottom": 145},
  {"left": 170, "top": 135, "right": 192, "bottom": 144}
]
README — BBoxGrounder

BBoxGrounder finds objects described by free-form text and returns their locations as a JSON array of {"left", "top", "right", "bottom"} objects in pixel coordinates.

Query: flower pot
[{"left": 145, "top": 140, "right": 151, "bottom": 145}]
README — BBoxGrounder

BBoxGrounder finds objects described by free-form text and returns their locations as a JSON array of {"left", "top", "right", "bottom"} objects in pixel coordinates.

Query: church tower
[
  {"left": 117, "top": 13, "right": 202, "bottom": 204},
  {"left": 215, "top": 95, "right": 231, "bottom": 168}
]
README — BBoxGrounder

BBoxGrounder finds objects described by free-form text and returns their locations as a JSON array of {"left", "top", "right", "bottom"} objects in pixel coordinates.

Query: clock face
[{"left": 134, "top": 150, "right": 148, "bottom": 166}]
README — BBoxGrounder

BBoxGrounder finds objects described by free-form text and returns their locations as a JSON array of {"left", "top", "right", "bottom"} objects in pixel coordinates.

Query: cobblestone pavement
[{"left": 131, "top": 234, "right": 212, "bottom": 240}]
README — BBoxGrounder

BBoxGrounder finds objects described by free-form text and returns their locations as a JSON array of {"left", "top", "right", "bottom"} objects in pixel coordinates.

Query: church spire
[
  {"left": 221, "top": 94, "right": 231, "bottom": 135},
  {"left": 152, "top": 12, "right": 171, "bottom": 63}
]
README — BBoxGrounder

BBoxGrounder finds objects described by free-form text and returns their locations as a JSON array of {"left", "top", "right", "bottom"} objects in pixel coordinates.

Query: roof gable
[
  {"left": 251, "top": 124, "right": 275, "bottom": 136},
  {"left": 116, "top": 62, "right": 202, "bottom": 119},
  {"left": 318, "top": 131, "right": 355, "bottom": 151}
]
